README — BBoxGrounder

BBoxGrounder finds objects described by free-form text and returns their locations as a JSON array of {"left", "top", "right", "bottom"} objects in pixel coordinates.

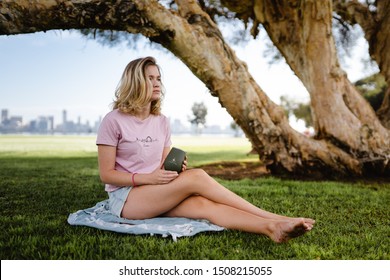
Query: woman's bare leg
[
  {"left": 122, "top": 169, "right": 314, "bottom": 226},
  {"left": 163, "top": 196, "right": 313, "bottom": 243}
]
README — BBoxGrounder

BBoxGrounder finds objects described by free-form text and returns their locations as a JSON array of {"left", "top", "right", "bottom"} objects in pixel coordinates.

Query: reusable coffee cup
[{"left": 163, "top": 147, "right": 186, "bottom": 173}]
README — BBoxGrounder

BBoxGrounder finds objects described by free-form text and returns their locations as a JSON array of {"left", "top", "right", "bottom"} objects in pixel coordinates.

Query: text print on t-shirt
[{"left": 136, "top": 136, "right": 158, "bottom": 147}]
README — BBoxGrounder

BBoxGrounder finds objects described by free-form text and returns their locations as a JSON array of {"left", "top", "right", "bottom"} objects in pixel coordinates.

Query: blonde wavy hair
[{"left": 113, "top": 56, "right": 164, "bottom": 115}]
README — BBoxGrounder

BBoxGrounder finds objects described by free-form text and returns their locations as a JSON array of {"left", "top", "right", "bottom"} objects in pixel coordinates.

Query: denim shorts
[{"left": 108, "top": 187, "right": 132, "bottom": 217}]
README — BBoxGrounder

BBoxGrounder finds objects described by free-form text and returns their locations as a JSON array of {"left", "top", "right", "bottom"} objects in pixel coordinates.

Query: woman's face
[{"left": 145, "top": 65, "right": 161, "bottom": 101}]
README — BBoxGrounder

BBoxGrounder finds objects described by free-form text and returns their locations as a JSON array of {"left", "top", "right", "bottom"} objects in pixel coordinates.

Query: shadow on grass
[{"left": 0, "top": 156, "right": 389, "bottom": 260}]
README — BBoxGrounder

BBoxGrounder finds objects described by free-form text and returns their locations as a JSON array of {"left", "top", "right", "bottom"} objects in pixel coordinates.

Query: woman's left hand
[{"left": 181, "top": 156, "right": 188, "bottom": 172}]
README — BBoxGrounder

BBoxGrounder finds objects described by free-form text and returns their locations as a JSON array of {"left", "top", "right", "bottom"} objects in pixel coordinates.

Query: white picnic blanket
[{"left": 68, "top": 200, "right": 224, "bottom": 241}]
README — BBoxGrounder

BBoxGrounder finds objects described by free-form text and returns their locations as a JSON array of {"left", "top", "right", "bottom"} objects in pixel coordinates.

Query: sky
[{"left": 0, "top": 27, "right": 376, "bottom": 131}]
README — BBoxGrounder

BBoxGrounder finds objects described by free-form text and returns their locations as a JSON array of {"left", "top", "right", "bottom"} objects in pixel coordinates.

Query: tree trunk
[
  {"left": 1, "top": 0, "right": 389, "bottom": 177},
  {"left": 223, "top": 0, "right": 390, "bottom": 176},
  {"left": 333, "top": 0, "right": 390, "bottom": 129}
]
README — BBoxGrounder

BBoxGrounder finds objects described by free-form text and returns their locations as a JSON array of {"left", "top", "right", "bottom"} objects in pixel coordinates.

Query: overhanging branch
[{"left": 0, "top": 0, "right": 157, "bottom": 36}]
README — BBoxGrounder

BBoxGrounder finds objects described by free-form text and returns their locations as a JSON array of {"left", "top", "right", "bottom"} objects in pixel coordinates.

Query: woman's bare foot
[
  {"left": 284, "top": 216, "right": 315, "bottom": 225},
  {"left": 268, "top": 218, "right": 314, "bottom": 243},
  {"left": 292, "top": 217, "right": 315, "bottom": 227}
]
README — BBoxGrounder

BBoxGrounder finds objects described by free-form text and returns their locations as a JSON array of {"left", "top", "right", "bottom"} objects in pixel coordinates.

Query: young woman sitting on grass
[{"left": 96, "top": 56, "right": 315, "bottom": 243}]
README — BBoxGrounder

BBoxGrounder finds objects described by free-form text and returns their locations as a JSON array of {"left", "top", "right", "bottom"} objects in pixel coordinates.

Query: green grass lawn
[{"left": 0, "top": 135, "right": 389, "bottom": 260}]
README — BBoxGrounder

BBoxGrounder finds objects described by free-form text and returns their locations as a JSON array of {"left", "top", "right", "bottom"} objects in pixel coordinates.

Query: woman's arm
[
  {"left": 161, "top": 147, "right": 171, "bottom": 166},
  {"left": 97, "top": 145, "right": 133, "bottom": 186},
  {"left": 98, "top": 145, "right": 179, "bottom": 187}
]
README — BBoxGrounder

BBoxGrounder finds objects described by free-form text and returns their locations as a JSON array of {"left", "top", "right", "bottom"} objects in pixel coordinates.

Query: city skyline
[
  {"left": 0, "top": 108, "right": 239, "bottom": 135},
  {"left": 0, "top": 108, "right": 100, "bottom": 134}
]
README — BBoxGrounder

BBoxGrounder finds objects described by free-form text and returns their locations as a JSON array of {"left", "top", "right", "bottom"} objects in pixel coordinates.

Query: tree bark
[
  {"left": 223, "top": 0, "right": 390, "bottom": 176},
  {"left": 333, "top": 0, "right": 390, "bottom": 129},
  {"left": 1, "top": 0, "right": 389, "bottom": 177}
]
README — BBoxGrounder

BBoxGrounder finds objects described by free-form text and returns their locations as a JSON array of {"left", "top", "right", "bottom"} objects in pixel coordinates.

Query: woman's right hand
[{"left": 148, "top": 167, "right": 179, "bottom": 185}]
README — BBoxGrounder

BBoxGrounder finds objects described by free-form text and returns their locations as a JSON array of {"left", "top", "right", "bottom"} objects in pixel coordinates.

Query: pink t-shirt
[{"left": 96, "top": 109, "right": 172, "bottom": 192}]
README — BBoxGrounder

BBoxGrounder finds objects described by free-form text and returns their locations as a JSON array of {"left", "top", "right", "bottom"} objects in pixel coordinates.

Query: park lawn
[{"left": 0, "top": 135, "right": 389, "bottom": 260}]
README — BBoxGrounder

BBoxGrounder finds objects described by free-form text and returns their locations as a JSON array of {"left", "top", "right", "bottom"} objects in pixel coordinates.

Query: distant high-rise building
[
  {"left": 1, "top": 109, "right": 8, "bottom": 123},
  {"left": 62, "top": 110, "right": 67, "bottom": 125},
  {"left": 48, "top": 116, "right": 54, "bottom": 131}
]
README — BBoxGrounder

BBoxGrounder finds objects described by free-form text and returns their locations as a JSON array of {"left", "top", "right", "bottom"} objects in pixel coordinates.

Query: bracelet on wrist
[{"left": 132, "top": 172, "right": 138, "bottom": 187}]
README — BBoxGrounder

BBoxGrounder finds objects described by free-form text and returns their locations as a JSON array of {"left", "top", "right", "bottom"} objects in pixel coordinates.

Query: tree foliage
[
  {"left": 354, "top": 73, "right": 386, "bottom": 111},
  {"left": 280, "top": 96, "right": 313, "bottom": 129},
  {"left": 189, "top": 102, "right": 207, "bottom": 132}
]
